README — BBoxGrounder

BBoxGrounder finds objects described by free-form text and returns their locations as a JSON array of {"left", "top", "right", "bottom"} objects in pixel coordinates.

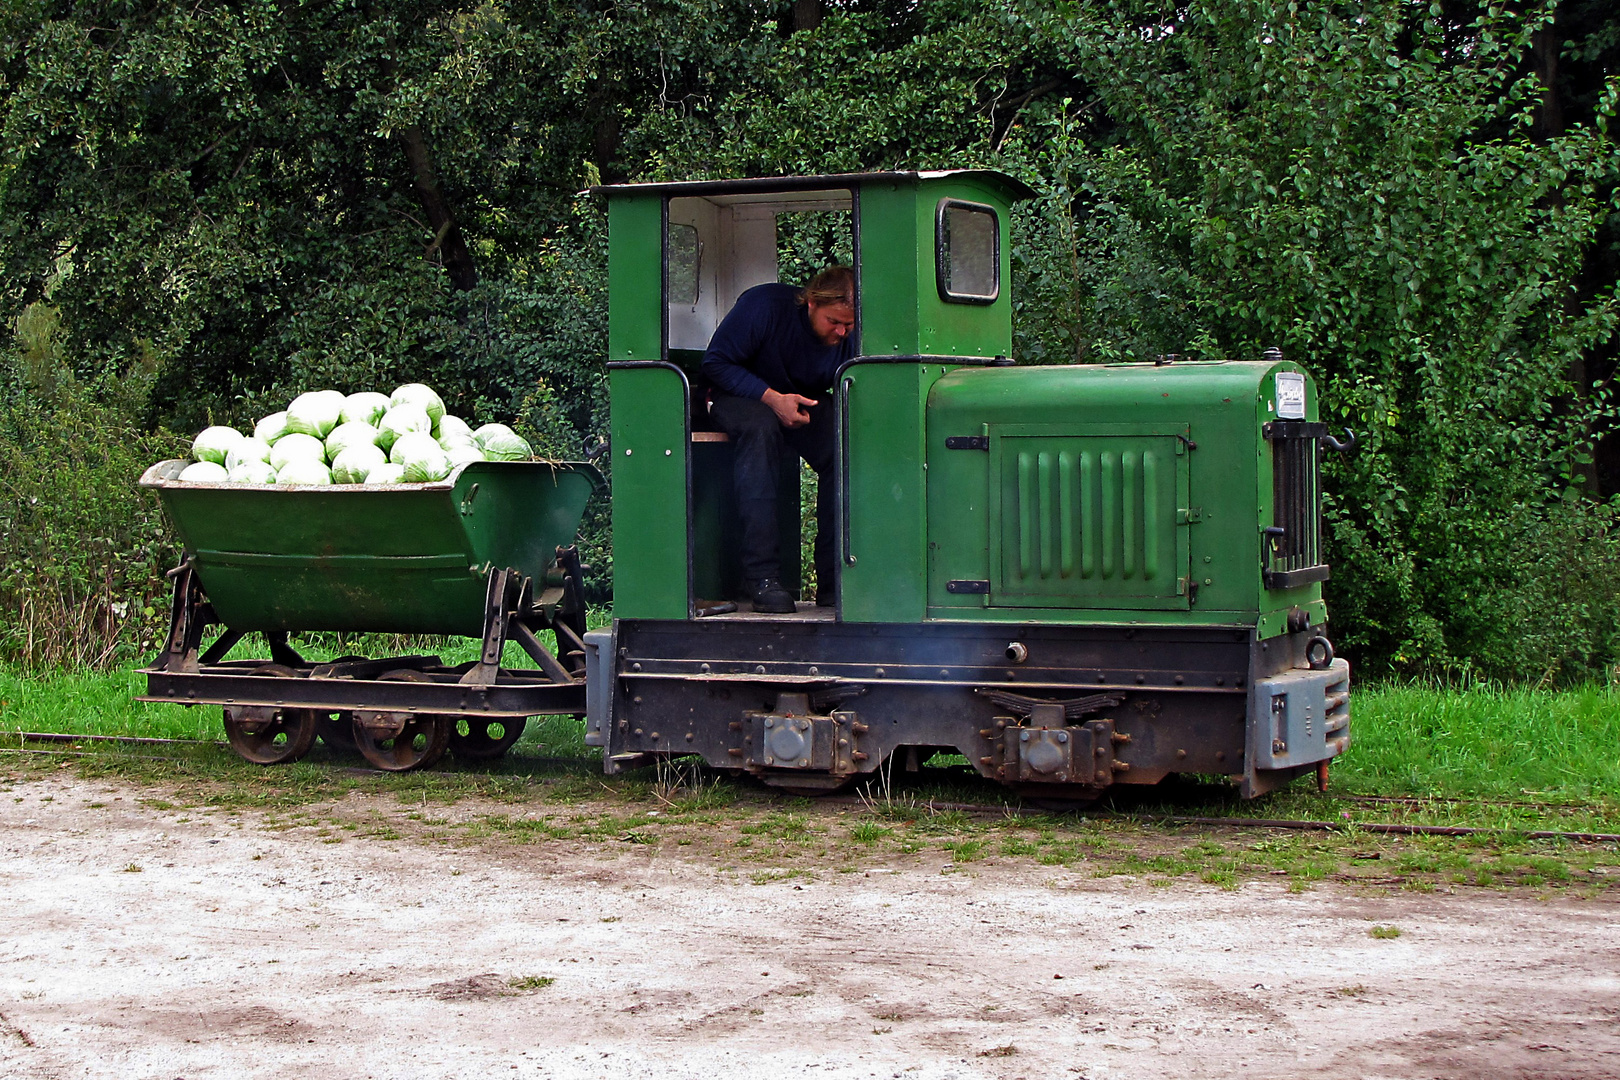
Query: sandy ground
[{"left": 1, "top": 772, "right": 1617, "bottom": 1080}]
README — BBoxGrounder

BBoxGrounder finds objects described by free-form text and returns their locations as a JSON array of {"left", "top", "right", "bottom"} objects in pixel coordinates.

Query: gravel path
[{"left": 1, "top": 772, "right": 1617, "bottom": 1079}]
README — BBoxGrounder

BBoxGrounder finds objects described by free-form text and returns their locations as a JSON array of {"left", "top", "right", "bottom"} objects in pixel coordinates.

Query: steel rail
[
  {"left": 1122, "top": 814, "right": 1620, "bottom": 844},
  {"left": 834, "top": 798, "right": 1620, "bottom": 844},
  {"left": 2, "top": 732, "right": 585, "bottom": 771},
  {"left": 0, "top": 748, "right": 211, "bottom": 763},
  {"left": 1339, "top": 792, "right": 1614, "bottom": 812},
  {"left": 6, "top": 732, "right": 224, "bottom": 747}
]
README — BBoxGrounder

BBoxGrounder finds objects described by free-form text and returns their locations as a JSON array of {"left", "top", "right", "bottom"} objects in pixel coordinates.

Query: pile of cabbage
[{"left": 175, "top": 384, "right": 534, "bottom": 486}]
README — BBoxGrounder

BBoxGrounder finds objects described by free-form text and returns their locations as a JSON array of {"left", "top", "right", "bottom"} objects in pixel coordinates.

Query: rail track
[{"left": 5, "top": 731, "right": 1618, "bottom": 844}]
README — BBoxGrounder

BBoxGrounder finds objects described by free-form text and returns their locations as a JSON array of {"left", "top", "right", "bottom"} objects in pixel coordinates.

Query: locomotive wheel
[
  {"left": 222, "top": 664, "right": 319, "bottom": 766},
  {"left": 351, "top": 670, "right": 449, "bottom": 772},
  {"left": 449, "top": 716, "right": 527, "bottom": 761},
  {"left": 315, "top": 712, "right": 358, "bottom": 751}
]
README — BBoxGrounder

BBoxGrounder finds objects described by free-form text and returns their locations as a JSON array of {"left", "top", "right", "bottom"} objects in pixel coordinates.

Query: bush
[{"left": 0, "top": 311, "right": 184, "bottom": 670}]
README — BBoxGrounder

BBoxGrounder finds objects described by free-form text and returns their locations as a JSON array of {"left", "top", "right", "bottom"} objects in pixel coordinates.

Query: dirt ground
[{"left": 1, "top": 771, "right": 1618, "bottom": 1080}]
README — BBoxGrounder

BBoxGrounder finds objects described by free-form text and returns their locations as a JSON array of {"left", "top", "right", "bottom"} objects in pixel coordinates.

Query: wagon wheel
[
  {"left": 351, "top": 670, "right": 450, "bottom": 772},
  {"left": 315, "top": 712, "right": 358, "bottom": 751},
  {"left": 221, "top": 664, "right": 319, "bottom": 766},
  {"left": 449, "top": 716, "right": 527, "bottom": 761}
]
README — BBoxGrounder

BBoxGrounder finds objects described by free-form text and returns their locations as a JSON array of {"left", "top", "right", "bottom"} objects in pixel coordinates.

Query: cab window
[{"left": 936, "top": 199, "right": 999, "bottom": 304}]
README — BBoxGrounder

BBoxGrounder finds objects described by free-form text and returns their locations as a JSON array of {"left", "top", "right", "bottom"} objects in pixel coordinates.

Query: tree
[{"left": 2, "top": 0, "right": 1617, "bottom": 679}]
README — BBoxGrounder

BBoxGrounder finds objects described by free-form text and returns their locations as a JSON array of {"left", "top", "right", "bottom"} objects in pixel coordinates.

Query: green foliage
[{"left": 0, "top": 317, "right": 184, "bottom": 669}]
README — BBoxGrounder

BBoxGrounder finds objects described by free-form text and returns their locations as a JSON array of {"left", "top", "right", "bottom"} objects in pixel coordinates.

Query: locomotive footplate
[{"left": 585, "top": 618, "right": 1348, "bottom": 795}]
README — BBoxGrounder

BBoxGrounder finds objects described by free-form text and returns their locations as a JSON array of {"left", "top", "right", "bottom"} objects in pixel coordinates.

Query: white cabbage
[
  {"left": 365, "top": 462, "right": 407, "bottom": 485},
  {"left": 445, "top": 443, "right": 485, "bottom": 468},
  {"left": 399, "top": 442, "right": 452, "bottom": 483},
  {"left": 324, "top": 420, "right": 379, "bottom": 459},
  {"left": 390, "top": 383, "right": 445, "bottom": 425},
  {"left": 275, "top": 458, "right": 333, "bottom": 486},
  {"left": 376, "top": 404, "right": 432, "bottom": 451},
  {"left": 191, "top": 426, "right": 244, "bottom": 465},
  {"left": 436, "top": 413, "right": 472, "bottom": 442},
  {"left": 227, "top": 460, "right": 277, "bottom": 485},
  {"left": 284, "top": 390, "right": 346, "bottom": 438},
  {"left": 167, "top": 391, "right": 533, "bottom": 487},
  {"left": 388, "top": 432, "right": 440, "bottom": 465},
  {"left": 269, "top": 432, "right": 326, "bottom": 471},
  {"left": 179, "top": 460, "right": 230, "bottom": 483},
  {"left": 330, "top": 443, "right": 387, "bottom": 484},
  {"left": 339, "top": 391, "right": 392, "bottom": 428},
  {"left": 225, "top": 438, "right": 272, "bottom": 471},
  {"left": 254, "top": 411, "right": 290, "bottom": 445},
  {"left": 472, "top": 422, "right": 515, "bottom": 448},
  {"left": 480, "top": 429, "right": 533, "bottom": 461}
]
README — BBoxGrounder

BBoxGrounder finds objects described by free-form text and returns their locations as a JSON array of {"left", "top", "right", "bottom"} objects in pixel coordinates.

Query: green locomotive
[{"left": 587, "top": 169, "right": 1350, "bottom": 799}]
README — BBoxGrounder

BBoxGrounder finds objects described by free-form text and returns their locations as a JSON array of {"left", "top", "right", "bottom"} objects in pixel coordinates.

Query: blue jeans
[{"left": 708, "top": 392, "right": 837, "bottom": 588}]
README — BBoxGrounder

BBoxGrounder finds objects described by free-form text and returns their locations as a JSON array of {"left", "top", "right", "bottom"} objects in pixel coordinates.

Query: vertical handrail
[{"left": 840, "top": 375, "right": 855, "bottom": 566}]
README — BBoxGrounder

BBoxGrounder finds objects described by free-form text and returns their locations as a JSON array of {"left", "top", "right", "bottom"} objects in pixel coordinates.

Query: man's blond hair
[{"left": 801, "top": 265, "right": 855, "bottom": 308}]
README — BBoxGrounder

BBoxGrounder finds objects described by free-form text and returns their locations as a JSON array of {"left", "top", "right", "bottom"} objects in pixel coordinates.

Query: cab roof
[{"left": 587, "top": 169, "right": 1039, "bottom": 202}]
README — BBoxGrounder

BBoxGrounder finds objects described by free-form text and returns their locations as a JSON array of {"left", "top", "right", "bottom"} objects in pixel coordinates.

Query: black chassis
[
  {"left": 139, "top": 554, "right": 591, "bottom": 722},
  {"left": 587, "top": 619, "right": 1350, "bottom": 799}
]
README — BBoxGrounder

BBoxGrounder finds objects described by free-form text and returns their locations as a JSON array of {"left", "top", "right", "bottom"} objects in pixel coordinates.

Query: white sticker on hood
[{"left": 1275, "top": 371, "right": 1306, "bottom": 419}]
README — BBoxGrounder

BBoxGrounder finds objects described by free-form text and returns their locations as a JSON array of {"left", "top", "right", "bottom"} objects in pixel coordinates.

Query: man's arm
[{"left": 701, "top": 293, "right": 773, "bottom": 401}]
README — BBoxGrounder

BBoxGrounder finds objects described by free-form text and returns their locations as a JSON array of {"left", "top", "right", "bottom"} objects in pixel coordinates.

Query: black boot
[{"left": 750, "top": 578, "right": 796, "bottom": 614}]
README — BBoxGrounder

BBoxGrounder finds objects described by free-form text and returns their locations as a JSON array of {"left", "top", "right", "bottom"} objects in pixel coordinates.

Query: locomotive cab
[
  {"left": 596, "top": 170, "right": 1030, "bottom": 616},
  {"left": 588, "top": 169, "right": 1350, "bottom": 801}
]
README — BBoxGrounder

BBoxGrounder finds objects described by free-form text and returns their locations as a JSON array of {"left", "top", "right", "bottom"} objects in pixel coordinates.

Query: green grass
[
  {"left": 6, "top": 670, "right": 1619, "bottom": 815},
  {"left": 1336, "top": 682, "right": 1620, "bottom": 801},
  {"left": 0, "top": 627, "right": 598, "bottom": 753},
  {"left": 0, "top": 664, "right": 593, "bottom": 761},
  {"left": 0, "top": 666, "right": 223, "bottom": 740}
]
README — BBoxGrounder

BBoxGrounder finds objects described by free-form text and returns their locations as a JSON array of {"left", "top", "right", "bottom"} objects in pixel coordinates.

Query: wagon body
[{"left": 139, "top": 459, "right": 599, "bottom": 637}]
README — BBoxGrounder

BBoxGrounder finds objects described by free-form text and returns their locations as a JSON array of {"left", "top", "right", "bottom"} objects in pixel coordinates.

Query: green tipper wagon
[{"left": 139, "top": 459, "right": 600, "bottom": 770}]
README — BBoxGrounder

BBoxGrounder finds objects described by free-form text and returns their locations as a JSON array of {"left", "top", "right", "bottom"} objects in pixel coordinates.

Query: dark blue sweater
[{"left": 701, "top": 283, "right": 852, "bottom": 401}]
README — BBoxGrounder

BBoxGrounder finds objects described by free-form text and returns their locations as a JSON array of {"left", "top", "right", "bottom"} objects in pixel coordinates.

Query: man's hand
[{"left": 762, "top": 388, "right": 817, "bottom": 429}]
